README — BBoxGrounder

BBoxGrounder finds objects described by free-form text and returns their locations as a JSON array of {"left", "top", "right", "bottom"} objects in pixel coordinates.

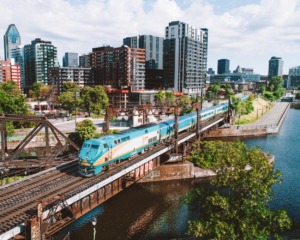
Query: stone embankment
[
  {"left": 140, "top": 153, "right": 275, "bottom": 183},
  {"left": 206, "top": 102, "right": 290, "bottom": 138}
]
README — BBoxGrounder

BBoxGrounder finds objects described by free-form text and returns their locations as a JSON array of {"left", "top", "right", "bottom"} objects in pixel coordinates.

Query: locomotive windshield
[{"left": 83, "top": 143, "right": 100, "bottom": 150}]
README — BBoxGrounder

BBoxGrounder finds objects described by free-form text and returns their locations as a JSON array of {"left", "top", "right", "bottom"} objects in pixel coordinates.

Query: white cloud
[{"left": 1, "top": 0, "right": 300, "bottom": 75}]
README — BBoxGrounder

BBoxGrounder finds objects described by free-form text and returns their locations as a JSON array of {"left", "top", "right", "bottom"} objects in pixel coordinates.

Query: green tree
[
  {"left": 81, "top": 86, "right": 93, "bottom": 116},
  {"left": 231, "top": 96, "right": 247, "bottom": 122},
  {"left": 61, "top": 82, "right": 80, "bottom": 93},
  {"left": 76, "top": 119, "right": 98, "bottom": 141},
  {"left": 0, "top": 81, "right": 30, "bottom": 115},
  {"left": 208, "top": 84, "right": 221, "bottom": 99},
  {"left": 205, "top": 90, "right": 214, "bottom": 101},
  {"left": 260, "top": 85, "right": 266, "bottom": 94},
  {"left": 90, "top": 85, "right": 109, "bottom": 116},
  {"left": 186, "top": 141, "right": 291, "bottom": 239},
  {"left": 69, "top": 119, "right": 100, "bottom": 146},
  {"left": 165, "top": 91, "right": 176, "bottom": 106},
  {"left": 155, "top": 90, "right": 166, "bottom": 106},
  {"left": 29, "top": 82, "right": 50, "bottom": 101},
  {"left": 264, "top": 77, "right": 284, "bottom": 100},
  {"left": 59, "top": 91, "right": 81, "bottom": 115},
  {"left": 179, "top": 95, "right": 192, "bottom": 114},
  {"left": 0, "top": 81, "right": 31, "bottom": 135},
  {"left": 59, "top": 82, "right": 82, "bottom": 115}
]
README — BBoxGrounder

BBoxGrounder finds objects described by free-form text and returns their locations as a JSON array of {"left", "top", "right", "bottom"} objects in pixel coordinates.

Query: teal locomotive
[{"left": 79, "top": 97, "right": 248, "bottom": 177}]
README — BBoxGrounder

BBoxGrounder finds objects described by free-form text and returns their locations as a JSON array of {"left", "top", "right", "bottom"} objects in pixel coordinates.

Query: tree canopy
[
  {"left": 178, "top": 95, "right": 192, "bottom": 115},
  {"left": 154, "top": 91, "right": 175, "bottom": 106},
  {"left": 59, "top": 83, "right": 109, "bottom": 117},
  {"left": 0, "top": 81, "right": 30, "bottom": 115},
  {"left": 186, "top": 141, "right": 291, "bottom": 239},
  {"left": 29, "top": 82, "right": 50, "bottom": 101},
  {"left": 263, "top": 77, "right": 284, "bottom": 100}
]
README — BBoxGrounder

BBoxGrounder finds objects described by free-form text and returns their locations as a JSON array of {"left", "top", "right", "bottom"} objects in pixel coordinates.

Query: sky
[{"left": 1, "top": 0, "right": 300, "bottom": 75}]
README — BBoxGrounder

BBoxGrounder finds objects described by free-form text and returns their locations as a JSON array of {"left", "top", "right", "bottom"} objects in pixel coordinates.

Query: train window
[
  {"left": 127, "top": 136, "right": 130, "bottom": 140},
  {"left": 145, "top": 130, "right": 148, "bottom": 134},
  {"left": 121, "top": 137, "right": 127, "bottom": 142},
  {"left": 91, "top": 145, "right": 98, "bottom": 149},
  {"left": 83, "top": 143, "right": 90, "bottom": 148},
  {"left": 103, "top": 143, "right": 108, "bottom": 148},
  {"left": 114, "top": 140, "right": 118, "bottom": 144}
]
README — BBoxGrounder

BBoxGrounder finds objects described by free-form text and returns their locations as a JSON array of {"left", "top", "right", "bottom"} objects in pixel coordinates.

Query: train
[{"left": 78, "top": 95, "right": 249, "bottom": 177}]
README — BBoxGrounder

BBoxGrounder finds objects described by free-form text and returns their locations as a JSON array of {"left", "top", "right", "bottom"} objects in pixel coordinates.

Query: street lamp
[
  {"left": 92, "top": 217, "right": 97, "bottom": 240},
  {"left": 74, "top": 91, "right": 80, "bottom": 126}
]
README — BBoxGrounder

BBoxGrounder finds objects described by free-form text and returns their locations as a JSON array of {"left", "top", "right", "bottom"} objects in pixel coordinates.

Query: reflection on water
[
  {"left": 55, "top": 179, "right": 208, "bottom": 240},
  {"left": 55, "top": 109, "right": 300, "bottom": 239}
]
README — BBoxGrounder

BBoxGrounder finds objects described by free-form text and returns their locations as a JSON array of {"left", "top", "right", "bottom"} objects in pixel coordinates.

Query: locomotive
[{"left": 78, "top": 95, "right": 248, "bottom": 177}]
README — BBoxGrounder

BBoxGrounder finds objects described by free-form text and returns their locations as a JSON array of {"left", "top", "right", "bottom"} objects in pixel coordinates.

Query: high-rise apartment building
[
  {"left": 49, "top": 67, "right": 91, "bottom": 95},
  {"left": 268, "top": 56, "right": 283, "bottom": 79},
  {"left": 163, "top": 21, "right": 208, "bottom": 95},
  {"left": 123, "top": 35, "right": 164, "bottom": 89},
  {"left": 123, "top": 35, "right": 164, "bottom": 70},
  {"left": 288, "top": 66, "right": 300, "bottom": 89},
  {"left": 3, "top": 24, "right": 21, "bottom": 60},
  {"left": 23, "top": 38, "right": 57, "bottom": 93},
  {"left": 63, "top": 52, "right": 78, "bottom": 67},
  {"left": 217, "top": 59, "right": 230, "bottom": 74},
  {"left": 0, "top": 59, "right": 21, "bottom": 89},
  {"left": 79, "top": 54, "right": 90, "bottom": 68},
  {"left": 91, "top": 45, "right": 145, "bottom": 90}
]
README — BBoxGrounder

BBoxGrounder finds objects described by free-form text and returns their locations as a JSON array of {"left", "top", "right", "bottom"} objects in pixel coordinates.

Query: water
[
  {"left": 244, "top": 108, "right": 300, "bottom": 237},
  {"left": 55, "top": 108, "right": 300, "bottom": 239}
]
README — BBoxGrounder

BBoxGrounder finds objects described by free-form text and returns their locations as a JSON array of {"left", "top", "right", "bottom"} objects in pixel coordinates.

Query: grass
[{"left": 235, "top": 97, "right": 271, "bottom": 125}]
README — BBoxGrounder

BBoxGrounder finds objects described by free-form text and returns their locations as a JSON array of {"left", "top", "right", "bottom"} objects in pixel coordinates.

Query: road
[{"left": 49, "top": 117, "right": 105, "bottom": 133}]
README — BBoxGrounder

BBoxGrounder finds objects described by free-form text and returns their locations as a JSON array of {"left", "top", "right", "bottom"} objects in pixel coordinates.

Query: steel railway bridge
[{"left": 0, "top": 109, "right": 228, "bottom": 240}]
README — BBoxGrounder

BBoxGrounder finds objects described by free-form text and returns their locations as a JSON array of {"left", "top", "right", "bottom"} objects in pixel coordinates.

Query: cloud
[{"left": 1, "top": 0, "right": 300, "bottom": 74}]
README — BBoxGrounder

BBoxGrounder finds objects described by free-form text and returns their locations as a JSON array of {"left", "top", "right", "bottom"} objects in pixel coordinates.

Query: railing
[{"left": 230, "top": 124, "right": 277, "bottom": 130}]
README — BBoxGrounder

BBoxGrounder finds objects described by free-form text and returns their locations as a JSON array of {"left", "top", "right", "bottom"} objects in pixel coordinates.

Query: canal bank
[
  {"left": 205, "top": 102, "right": 290, "bottom": 138},
  {"left": 139, "top": 153, "right": 275, "bottom": 183},
  {"left": 140, "top": 101, "right": 286, "bottom": 183}
]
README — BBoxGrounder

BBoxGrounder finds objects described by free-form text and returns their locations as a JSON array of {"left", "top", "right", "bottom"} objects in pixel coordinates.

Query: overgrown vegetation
[
  {"left": 186, "top": 141, "right": 291, "bottom": 239},
  {"left": 0, "top": 81, "right": 31, "bottom": 136},
  {"left": 231, "top": 95, "right": 254, "bottom": 124},
  {"left": 0, "top": 176, "right": 24, "bottom": 186},
  {"left": 262, "top": 76, "right": 284, "bottom": 100}
]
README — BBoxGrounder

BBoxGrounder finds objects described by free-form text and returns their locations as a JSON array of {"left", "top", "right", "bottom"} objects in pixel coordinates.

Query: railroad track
[
  {"left": 0, "top": 124, "right": 211, "bottom": 236},
  {"left": 0, "top": 143, "right": 168, "bottom": 236}
]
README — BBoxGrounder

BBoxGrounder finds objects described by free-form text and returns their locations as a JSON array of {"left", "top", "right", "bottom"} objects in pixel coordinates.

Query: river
[{"left": 55, "top": 108, "right": 300, "bottom": 239}]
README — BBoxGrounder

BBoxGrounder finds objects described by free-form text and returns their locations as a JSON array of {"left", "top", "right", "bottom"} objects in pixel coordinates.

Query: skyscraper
[
  {"left": 163, "top": 21, "right": 208, "bottom": 95},
  {"left": 62, "top": 52, "right": 78, "bottom": 67},
  {"left": 91, "top": 45, "right": 145, "bottom": 90},
  {"left": 10, "top": 46, "right": 24, "bottom": 90},
  {"left": 3, "top": 24, "right": 21, "bottom": 60},
  {"left": 123, "top": 35, "right": 164, "bottom": 70},
  {"left": 217, "top": 59, "right": 230, "bottom": 74},
  {"left": 268, "top": 56, "right": 283, "bottom": 79},
  {"left": 123, "top": 35, "right": 164, "bottom": 89},
  {"left": 288, "top": 66, "right": 300, "bottom": 89},
  {"left": 24, "top": 38, "right": 57, "bottom": 93},
  {"left": 79, "top": 54, "right": 90, "bottom": 68}
]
